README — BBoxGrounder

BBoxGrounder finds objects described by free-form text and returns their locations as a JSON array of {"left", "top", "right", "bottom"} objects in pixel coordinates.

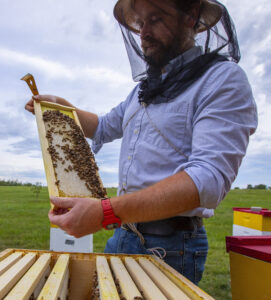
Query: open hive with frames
[{"left": 0, "top": 249, "right": 214, "bottom": 300}]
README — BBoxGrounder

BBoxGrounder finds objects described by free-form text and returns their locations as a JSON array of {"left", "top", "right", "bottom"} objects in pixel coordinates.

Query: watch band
[{"left": 101, "top": 198, "right": 121, "bottom": 230}]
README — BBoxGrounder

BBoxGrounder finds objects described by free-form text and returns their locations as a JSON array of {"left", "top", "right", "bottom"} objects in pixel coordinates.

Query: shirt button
[
  {"left": 134, "top": 129, "right": 139, "bottom": 134},
  {"left": 128, "top": 156, "right": 132, "bottom": 160}
]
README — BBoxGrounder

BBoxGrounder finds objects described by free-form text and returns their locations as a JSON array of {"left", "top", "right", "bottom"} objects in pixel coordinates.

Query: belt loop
[{"left": 191, "top": 217, "right": 198, "bottom": 236}]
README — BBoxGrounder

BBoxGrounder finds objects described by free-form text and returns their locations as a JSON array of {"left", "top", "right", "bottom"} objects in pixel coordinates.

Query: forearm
[
  {"left": 75, "top": 109, "right": 98, "bottom": 138},
  {"left": 54, "top": 97, "right": 98, "bottom": 138},
  {"left": 111, "top": 171, "right": 200, "bottom": 223}
]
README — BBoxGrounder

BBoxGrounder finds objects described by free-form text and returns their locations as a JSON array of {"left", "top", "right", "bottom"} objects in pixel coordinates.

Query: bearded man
[{"left": 25, "top": 0, "right": 257, "bottom": 284}]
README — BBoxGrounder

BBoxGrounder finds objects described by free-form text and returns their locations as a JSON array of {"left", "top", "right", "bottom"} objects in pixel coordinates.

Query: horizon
[{"left": 0, "top": 0, "right": 270, "bottom": 189}]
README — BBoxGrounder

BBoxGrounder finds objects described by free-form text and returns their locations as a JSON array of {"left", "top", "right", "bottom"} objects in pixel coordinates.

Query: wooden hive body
[{"left": 0, "top": 249, "right": 215, "bottom": 300}]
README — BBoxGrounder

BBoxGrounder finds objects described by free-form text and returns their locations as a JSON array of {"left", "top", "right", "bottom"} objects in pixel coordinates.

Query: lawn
[{"left": 0, "top": 186, "right": 270, "bottom": 299}]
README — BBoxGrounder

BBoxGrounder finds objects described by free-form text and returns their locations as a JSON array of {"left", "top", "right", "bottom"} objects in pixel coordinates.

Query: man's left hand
[{"left": 48, "top": 196, "right": 103, "bottom": 238}]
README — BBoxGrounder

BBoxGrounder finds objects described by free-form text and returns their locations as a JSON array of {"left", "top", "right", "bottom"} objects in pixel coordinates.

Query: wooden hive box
[{"left": 0, "top": 249, "right": 214, "bottom": 300}]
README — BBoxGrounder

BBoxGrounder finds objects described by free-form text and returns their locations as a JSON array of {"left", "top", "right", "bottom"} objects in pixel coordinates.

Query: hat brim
[{"left": 114, "top": 0, "right": 223, "bottom": 34}]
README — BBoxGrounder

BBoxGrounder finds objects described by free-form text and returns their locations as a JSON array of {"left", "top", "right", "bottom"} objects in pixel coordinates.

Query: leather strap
[{"left": 123, "top": 216, "right": 203, "bottom": 236}]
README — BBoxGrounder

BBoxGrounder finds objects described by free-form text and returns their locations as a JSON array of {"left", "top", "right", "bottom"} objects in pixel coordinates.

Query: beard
[{"left": 142, "top": 36, "right": 182, "bottom": 68}]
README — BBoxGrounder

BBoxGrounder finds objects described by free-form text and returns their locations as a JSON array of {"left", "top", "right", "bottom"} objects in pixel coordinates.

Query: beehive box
[
  {"left": 226, "top": 236, "right": 271, "bottom": 300},
  {"left": 0, "top": 249, "right": 214, "bottom": 300},
  {"left": 233, "top": 207, "right": 271, "bottom": 236}
]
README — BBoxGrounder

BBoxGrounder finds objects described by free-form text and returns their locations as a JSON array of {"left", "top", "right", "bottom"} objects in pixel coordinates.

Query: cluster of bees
[{"left": 43, "top": 110, "right": 106, "bottom": 198}]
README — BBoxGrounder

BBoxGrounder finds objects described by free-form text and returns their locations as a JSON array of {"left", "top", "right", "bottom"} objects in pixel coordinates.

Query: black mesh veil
[{"left": 114, "top": 0, "right": 241, "bottom": 104}]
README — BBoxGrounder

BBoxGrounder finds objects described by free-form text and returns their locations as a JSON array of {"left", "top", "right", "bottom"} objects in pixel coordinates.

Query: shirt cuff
[{"left": 184, "top": 165, "right": 226, "bottom": 209}]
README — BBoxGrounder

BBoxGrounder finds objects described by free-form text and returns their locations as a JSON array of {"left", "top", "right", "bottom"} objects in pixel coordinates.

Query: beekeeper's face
[{"left": 134, "top": 0, "right": 194, "bottom": 67}]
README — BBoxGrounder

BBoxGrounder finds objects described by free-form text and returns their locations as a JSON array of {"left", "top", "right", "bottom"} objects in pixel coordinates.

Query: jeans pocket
[
  {"left": 194, "top": 250, "right": 208, "bottom": 284},
  {"left": 164, "top": 250, "right": 184, "bottom": 275}
]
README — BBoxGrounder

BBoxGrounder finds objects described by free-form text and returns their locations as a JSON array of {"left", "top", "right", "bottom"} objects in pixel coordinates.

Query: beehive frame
[
  {"left": 34, "top": 100, "right": 105, "bottom": 200},
  {"left": 0, "top": 249, "right": 215, "bottom": 300}
]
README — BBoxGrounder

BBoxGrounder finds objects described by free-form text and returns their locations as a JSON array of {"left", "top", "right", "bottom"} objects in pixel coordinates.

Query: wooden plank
[
  {"left": 151, "top": 256, "right": 215, "bottom": 300},
  {"left": 34, "top": 100, "right": 59, "bottom": 198},
  {"left": 110, "top": 256, "right": 142, "bottom": 300},
  {"left": 0, "top": 252, "right": 23, "bottom": 276},
  {"left": 96, "top": 256, "right": 120, "bottom": 300},
  {"left": 37, "top": 254, "right": 69, "bottom": 300},
  {"left": 57, "top": 268, "right": 69, "bottom": 300},
  {"left": 4, "top": 253, "right": 51, "bottom": 300},
  {"left": 0, "top": 250, "right": 14, "bottom": 262},
  {"left": 39, "top": 101, "right": 75, "bottom": 112},
  {"left": 0, "top": 253, "right": 36, "bottom": 299},
  {"left": 124, "top": 257, "right": 167, "bottom": 300},
  {"left": 138, "top": 257, "right": 190, "bottom": 300}
]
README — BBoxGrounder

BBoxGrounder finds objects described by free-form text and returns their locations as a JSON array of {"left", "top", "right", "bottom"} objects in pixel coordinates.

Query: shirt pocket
[{"left": 143, "top": 103, "right": 189, "bottom": 151}]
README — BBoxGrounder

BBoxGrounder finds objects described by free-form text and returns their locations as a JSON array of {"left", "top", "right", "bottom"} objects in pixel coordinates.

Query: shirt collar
[{"left": 162, "top": 46, "right": 203, "bottom": 79}]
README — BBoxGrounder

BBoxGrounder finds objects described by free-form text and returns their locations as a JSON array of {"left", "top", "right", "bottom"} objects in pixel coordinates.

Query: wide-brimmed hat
[{"left": 114, "top": 0, "right": 222, "bottom": 33}]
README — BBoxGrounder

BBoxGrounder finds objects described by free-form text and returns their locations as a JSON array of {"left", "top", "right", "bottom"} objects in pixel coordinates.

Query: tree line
[
  {"left": 234, "top": 184, "right": 271, "bottom": 190},
  {"left": 0, "top": 179, "right": 37, "bottom": 186}
]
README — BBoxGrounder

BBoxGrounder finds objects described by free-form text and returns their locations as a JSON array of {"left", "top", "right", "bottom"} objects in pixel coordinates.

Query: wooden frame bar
[
  {"left": 110, "top": 256, "right": 142, "bottom": 300},
  {"left": 37, "top": 254, "right": 69, "bottom": 300},
  {"left": 0, "top": 252, "right": 23, "bottom": 276},
  {"left": 138, "top": 257, "right": 190, "bottom": 300},
  {"left": 152, "top": 256, "right": 215, "bottom": 300},
  {"left": 124, "top": 257, "right": 167, "bottom": 300},
  {"left": 0, "top": 253, "right": 36, "bottom": 298},
  {"left": 4, "top": 253, "right": 51, "bottom": 300},
  {"left": 96, "top": 256, "right": 120, "bottom": 300}
]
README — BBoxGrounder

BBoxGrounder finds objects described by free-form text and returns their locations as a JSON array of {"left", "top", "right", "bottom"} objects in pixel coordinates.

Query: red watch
[{"left": 101, "top": 198, "right": 121, "bottom": 230}]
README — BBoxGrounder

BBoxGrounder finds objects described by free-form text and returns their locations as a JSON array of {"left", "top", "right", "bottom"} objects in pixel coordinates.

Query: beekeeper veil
[{"left": 114, "top": 0, "right": 241, "bottom": 105}]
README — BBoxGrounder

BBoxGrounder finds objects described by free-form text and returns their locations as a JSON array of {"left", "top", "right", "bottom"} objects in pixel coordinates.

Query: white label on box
[{"left": 50, "top": 227, "right": 93, "bottom": 253}]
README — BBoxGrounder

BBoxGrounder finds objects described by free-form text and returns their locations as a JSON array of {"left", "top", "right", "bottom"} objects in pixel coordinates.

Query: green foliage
[
  {"left": 246, "top": 183, "right": 268, "bottom": 190},
  {"left": 254, "top": 184, "right": 267, "bottom": 189},
  {"left": 0, "top": 179, "right": 34, "bottom": 186},
  {"left": 30, "top": 182, "right": 43, "bottom": 200},
  {"left": 0, "top": 187, "right": 270, "bottom": 300}
]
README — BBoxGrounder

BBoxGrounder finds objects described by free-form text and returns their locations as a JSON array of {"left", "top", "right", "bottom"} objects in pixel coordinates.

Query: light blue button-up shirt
[{"left": 92, "top": 47, "right": 257, "bottom": 218}]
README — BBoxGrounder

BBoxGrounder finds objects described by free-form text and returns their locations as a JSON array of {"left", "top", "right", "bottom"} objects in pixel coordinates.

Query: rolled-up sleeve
[
  {"left": 92, "top": 102, "right": 126, "bottom": 153},
  {"left": 184, "top": 62, "right": 258, "bottom": 209},
  {"left": 92, "top": 87, "right": 136, "bottom": 153}
]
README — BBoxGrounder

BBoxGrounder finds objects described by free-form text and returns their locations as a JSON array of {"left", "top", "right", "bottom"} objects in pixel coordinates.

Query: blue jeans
[{"left": 104, "top": 226, "right": 208, "bottom": 285}]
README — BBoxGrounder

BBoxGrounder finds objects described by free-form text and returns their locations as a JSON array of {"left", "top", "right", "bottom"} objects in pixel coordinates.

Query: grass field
[{"left": 0, "top": 186, "right": 270, "bottom": 299}]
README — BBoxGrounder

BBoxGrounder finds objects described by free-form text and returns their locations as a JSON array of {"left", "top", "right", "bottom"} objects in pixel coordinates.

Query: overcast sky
[{"left": 0, "top": 0, "right": 270, "bottom": 189}]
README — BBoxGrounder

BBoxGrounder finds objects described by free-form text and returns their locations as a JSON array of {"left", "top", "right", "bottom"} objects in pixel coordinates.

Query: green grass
[{"left": 0, "top": 186, "right": 270, "bottom": 299}]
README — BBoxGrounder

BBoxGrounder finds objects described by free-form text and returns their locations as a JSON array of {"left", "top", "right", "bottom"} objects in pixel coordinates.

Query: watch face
[{"left": 106, "top": 223, "right": 119, "bottom": 230}]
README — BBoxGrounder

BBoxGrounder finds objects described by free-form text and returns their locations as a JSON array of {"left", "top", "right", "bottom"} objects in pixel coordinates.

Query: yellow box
[
  {"left": 226, "top": 236, "right": 271, "bottom": 300},
  {"left": 0, "top": 249, "right": 214, "bottom": 300},
  {"left": 233, "top": 207, "right": 271, "bottom": 235}
]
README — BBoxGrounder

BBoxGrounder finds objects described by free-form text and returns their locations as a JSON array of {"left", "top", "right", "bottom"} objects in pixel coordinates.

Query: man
[{"left": 25, "top": 0, "right": 257, "bottom": 284}]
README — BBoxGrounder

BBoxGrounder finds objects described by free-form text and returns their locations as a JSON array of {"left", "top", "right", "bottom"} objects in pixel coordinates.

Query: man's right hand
[{"left": 24, "top": 95, "right": 73, "bottom": 115}]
